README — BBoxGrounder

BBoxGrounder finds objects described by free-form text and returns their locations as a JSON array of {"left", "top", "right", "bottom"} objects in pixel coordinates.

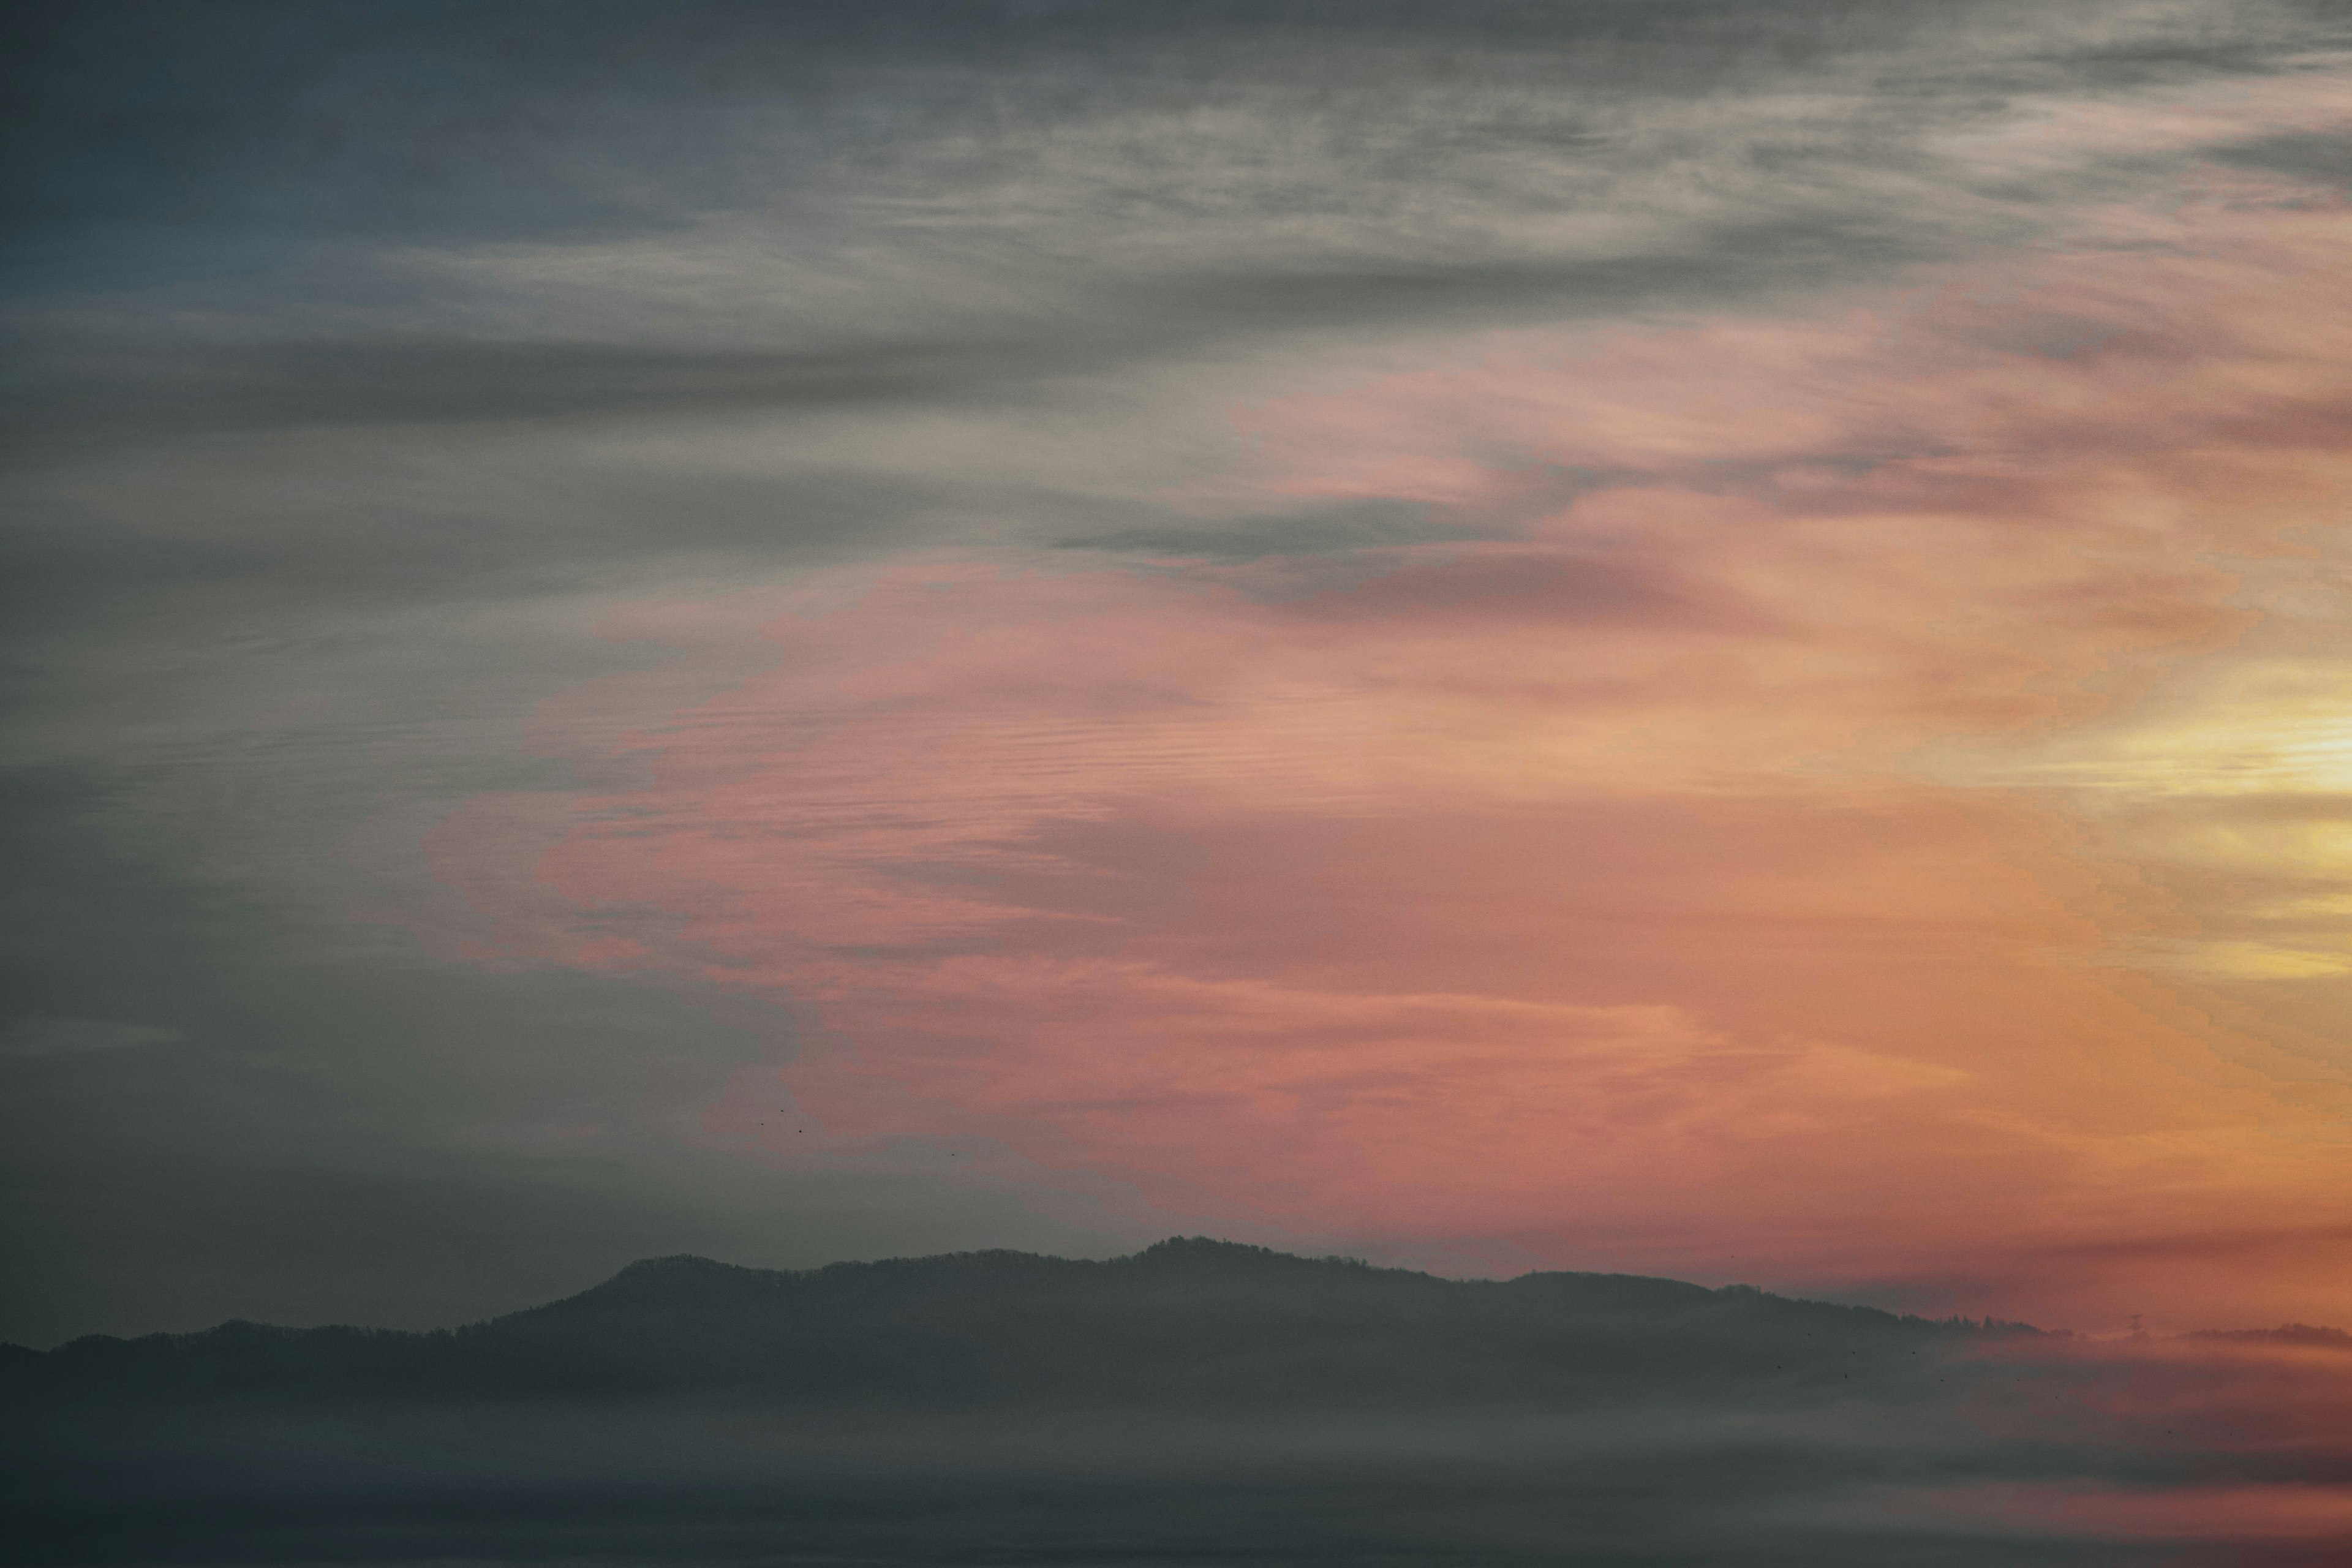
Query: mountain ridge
[
  {"left": 29, "top": 1235, "right": 1956, "bottom": 1350},
  {"left": 7, "top": 1237, "right": 2045, "bottom": 1414},
  {"left": 8, "top": 1240, "right": 2292, "bottom": 1568}
]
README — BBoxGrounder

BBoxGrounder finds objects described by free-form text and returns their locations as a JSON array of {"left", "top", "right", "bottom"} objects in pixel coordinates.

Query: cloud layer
[{"left": 424, "top": 150, "right": 2352, "bottom": 1330}]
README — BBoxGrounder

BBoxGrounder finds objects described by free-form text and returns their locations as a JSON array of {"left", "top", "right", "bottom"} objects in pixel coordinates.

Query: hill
[
  {"left": 2, "top": 1240, "right": 2117, "bottom": 1568},
  {"left": 8, "top": 1237, "right": 2005, "bottom": 1411}
]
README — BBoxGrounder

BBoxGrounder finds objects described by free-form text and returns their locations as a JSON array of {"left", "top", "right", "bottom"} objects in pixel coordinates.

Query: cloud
[
  {"left": 405, "top": 149, "right": 2352, "bottom": 1330},
  {"left": 0, "top": 1017, "right": 180, "bottom": 1057}
]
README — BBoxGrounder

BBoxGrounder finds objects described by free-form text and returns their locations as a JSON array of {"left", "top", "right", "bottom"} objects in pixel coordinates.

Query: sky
[{"left": 5, "top": 0, "right": 2352, "bottom": 1355}]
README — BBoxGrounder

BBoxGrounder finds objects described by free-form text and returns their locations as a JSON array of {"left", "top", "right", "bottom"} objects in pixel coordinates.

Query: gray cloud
[
  {"left": 2215, "top": 126, "right": 2352, "bottom": 186},
  {"left": 0, "top": 1017, "right": 181, "bottom": 1057},
  {"left": 1058, "top": 498, "right": 1461, "bottom": 559},
  {"left": 0, "top": 763, "right": 1142, "bottom": 1348}
]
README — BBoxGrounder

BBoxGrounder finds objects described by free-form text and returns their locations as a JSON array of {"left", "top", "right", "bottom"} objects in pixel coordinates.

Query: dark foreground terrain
[{"left": 3, "top": 1240, "right": 2339, "bottom": 1566}]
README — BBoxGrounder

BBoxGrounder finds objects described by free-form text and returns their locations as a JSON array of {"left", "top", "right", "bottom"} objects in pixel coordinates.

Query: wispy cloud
[
  {"left": 413, "top": 115, "right": 2352, "bottom": 1332},
  {"left": 9, "top": 0, "right": 2352, "bottom": 1374}
]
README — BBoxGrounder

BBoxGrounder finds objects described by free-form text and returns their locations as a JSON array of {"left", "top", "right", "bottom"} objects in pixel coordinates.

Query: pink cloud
[{"left": 420, "top": 170, "right": 2352, "bottom": 1330}]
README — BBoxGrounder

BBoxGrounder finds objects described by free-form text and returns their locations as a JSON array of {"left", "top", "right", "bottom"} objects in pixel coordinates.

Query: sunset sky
[{"left": 6, "top": 0, "right": 2351, "bottom": 1355}]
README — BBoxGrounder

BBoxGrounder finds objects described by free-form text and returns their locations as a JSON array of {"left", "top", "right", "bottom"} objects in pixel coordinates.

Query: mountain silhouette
[
  {"left": 8, "top": 1237, "right": 2013, "bottom": 1411},
  {"left": 17, "top": 1241, "right": 2237, "bottom": 1568}
]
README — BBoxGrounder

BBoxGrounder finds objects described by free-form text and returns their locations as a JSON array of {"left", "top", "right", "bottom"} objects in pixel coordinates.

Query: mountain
[
  {"left": 4, "top": 1241, "right": 2141, "bottom": 1568},
  {"left": 7, "top": 1237, "right": 2008, "bottom": 1411}
]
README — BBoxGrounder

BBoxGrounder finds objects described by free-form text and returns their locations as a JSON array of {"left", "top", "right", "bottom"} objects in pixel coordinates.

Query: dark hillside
[
  {"left": 10, "top": 1237, "right": 2001, "bottom": 1410},
  {"left": 2, "top": 1241, "right": 2120, "bottom": 1568}
]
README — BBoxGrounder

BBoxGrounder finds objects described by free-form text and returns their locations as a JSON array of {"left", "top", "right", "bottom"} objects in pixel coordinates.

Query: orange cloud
[{"left": 423, "top": 169, "right": 2352, "bottom": 1332}]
